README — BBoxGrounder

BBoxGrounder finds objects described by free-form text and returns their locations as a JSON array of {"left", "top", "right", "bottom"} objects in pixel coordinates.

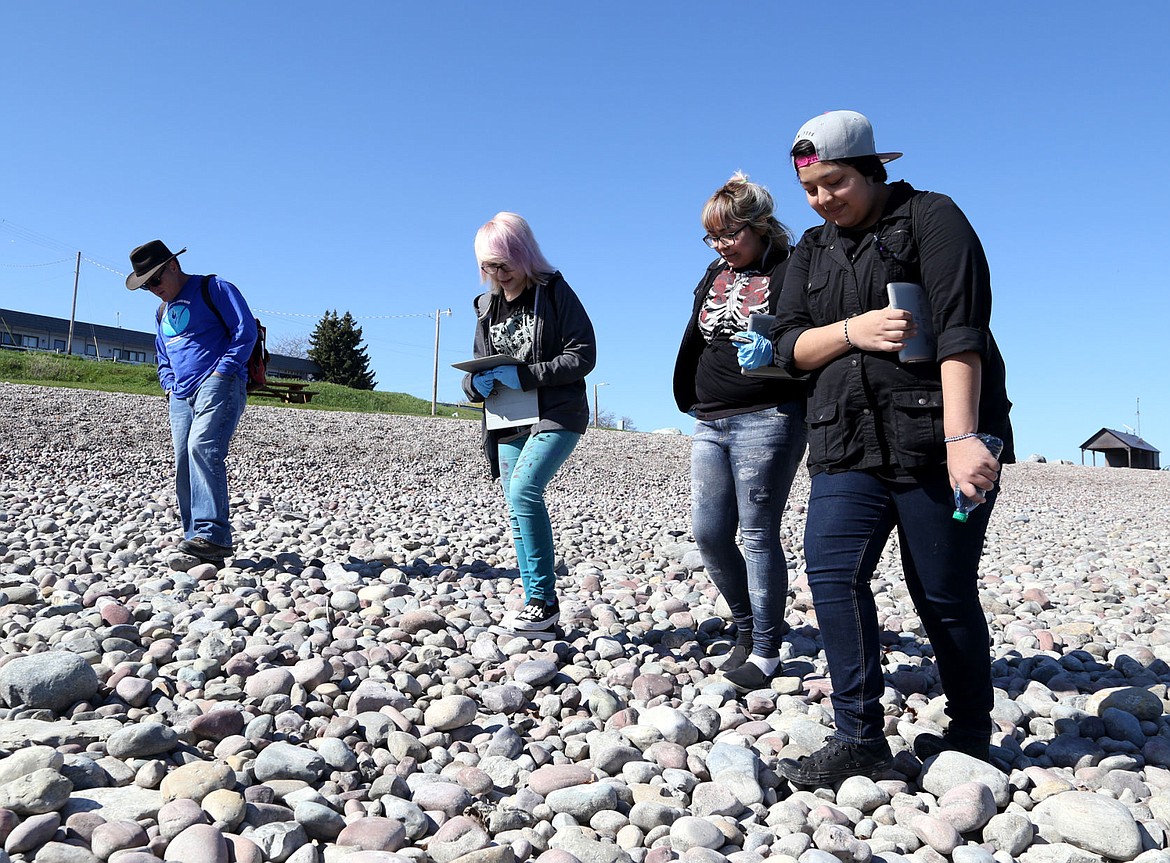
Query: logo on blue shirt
[{"left": 162, "top": 304, "right": 190, "bottom": 338}]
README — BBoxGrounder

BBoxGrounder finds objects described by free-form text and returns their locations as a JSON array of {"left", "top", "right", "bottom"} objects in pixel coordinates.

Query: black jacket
[
  {"left": 673, "top": 245, "right": 804, "bottom": 417},
  {"left": 462, "top": 272, "right": 596, "bottom": 477},
  {"left": 775, "top": 182, "right": 1013, "bottom": 474}
]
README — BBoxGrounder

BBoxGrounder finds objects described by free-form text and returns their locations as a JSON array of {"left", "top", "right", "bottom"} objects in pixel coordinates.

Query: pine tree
[{"left": 308, "top": 310, "right": 376, "bottom": 390}]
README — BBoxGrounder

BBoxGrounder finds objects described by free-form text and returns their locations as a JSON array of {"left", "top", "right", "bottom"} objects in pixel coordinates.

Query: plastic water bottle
[{"left": 952, "top": 433, "right": 1004, "bottom": 523}]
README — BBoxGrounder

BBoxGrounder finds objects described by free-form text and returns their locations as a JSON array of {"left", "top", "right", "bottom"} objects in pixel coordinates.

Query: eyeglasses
[
  {"left": 145, "top": 265, "right": 168, "bottom": 289},
  {"left": 480, "top": 261, "right": 512, "bottom": 276},
  {"left": 702, "top": 224, "right": 750, "bottom": 248}
]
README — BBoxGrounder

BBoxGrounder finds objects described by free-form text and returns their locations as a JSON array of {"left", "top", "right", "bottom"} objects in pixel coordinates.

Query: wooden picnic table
[{"left": 252, "top": 380, "right": 317, "bottom": 404}]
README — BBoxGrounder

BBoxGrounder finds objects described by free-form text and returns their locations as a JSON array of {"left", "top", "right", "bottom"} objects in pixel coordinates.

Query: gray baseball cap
[{"left": 792, "top": 110, "right": 902, "bottom": 169}]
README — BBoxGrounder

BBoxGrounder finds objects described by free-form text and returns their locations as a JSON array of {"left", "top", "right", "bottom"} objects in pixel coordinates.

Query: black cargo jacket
[{"left": 774, "top": 182, "right": 1013, "bottom": 474}]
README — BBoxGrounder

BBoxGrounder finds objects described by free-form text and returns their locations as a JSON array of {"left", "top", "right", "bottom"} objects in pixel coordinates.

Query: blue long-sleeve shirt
[{"left": 156, "top": 274, "right": 257, "bottom": 399}]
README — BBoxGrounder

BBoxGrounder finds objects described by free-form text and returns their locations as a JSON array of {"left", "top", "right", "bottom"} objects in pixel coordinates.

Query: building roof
[
  {"left": 1079, "top": 427, "right": 1161, "bottom": 454},
  {"left": 1, "top": 307, "right": 152, "bottom": 349},
  {"left": 0, "top": 307, "right": 319, "bottom": 376}
]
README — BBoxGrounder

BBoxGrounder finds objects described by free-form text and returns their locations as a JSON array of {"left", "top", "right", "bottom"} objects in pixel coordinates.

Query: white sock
[{"left": 747, "top": 654, "right": 780, "bottom": 675}]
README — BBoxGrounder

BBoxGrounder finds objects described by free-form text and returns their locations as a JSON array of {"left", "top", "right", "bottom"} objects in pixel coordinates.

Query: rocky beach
[{"left": 1, "top": 381, "right": 1169, "bottom": 863}]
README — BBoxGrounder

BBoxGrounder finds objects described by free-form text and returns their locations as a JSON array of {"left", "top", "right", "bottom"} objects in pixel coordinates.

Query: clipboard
[
  {"left": 453, "top": 355, "right": 540, "bottom": 430},
  {"left": 451, "top": 354, "right": 523, "bottom": 373}
]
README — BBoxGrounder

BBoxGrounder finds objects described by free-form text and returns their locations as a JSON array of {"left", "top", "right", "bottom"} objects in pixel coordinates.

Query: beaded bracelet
[
  {"left": 843, "top": 317, "right": 854, "bottom": 349},
  {"left": 944, "top": 433, "right": 979, "bottom": 443}
]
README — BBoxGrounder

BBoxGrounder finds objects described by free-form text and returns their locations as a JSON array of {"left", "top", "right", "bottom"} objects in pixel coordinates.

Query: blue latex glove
[
  {"left": 492, "top": 365, "right": 521, "bottom": 389},
  {"left": 472, "top": 369, "right": 496, "bottom": 398},
  {"left": 734, "top": 331, "right": 773, "bottom": 369}
]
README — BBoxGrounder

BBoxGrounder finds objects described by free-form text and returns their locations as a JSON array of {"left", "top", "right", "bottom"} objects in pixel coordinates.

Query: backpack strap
[{"left": 200, "top": 275, "right": 230, "bottom": 336}]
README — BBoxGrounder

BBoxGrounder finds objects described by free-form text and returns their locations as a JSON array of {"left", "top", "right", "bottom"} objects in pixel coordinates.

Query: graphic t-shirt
[
  {"left": 490, "top": 289, "right": 536, "bottom": 362},
  {"left": 155, "top": 274, "right": 255, "bottom": 399},
  {"left": 697, "top": 269, "right": 772, "bottom": 341},
  {"left": 692, "top": 266, "right": 781, "bottom": 417}
]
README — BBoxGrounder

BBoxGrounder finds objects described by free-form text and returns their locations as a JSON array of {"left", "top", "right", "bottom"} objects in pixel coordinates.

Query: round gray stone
[{"left": 0, "top": 652, "right": 99, "bottom": 712}]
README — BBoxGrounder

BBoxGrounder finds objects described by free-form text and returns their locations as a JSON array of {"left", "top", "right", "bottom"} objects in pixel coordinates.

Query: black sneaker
[
  {"left": 778, "top": 737, "right": 893, "bottom": 787},
  {"left": 724, "top": 658, "right": 779, "bottom": 693},
  {"left": 913, "top": 732, "right": 990, "bottom": 763},
  {"left": 717, "top": 643, "right": 752, "bottom": 673},
  {"left": 509, "top": 598, "right": 560, "bottom": 632},
  {"left": 177, "top": 537, "right": 233, "bottom": 562}
]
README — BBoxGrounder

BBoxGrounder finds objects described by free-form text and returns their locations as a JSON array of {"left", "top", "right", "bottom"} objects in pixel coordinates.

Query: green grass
[{"left": 0, "top": 350, "right": 472, "bottom": 418}]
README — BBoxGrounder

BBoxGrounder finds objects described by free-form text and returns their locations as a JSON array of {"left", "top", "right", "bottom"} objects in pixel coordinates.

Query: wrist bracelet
[
  {"left": 944, "top": 433, "right": 979, "bottom": 443},
  {"left": 843, "top": 317, "right": 854, "bottom": 349}
]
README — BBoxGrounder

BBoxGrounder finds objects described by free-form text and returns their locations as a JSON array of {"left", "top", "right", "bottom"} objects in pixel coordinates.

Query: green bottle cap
[{"left": 952, "top": 510, "right": 969, "bottom": 523}]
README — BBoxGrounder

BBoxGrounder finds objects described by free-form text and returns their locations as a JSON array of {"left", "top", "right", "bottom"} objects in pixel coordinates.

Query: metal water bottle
[{"left": 952, "top": 433, "right": 1004, "bottom": 523}]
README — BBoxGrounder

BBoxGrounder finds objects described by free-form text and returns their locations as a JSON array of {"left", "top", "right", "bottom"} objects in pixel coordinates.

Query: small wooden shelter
[{"left": 1079, "top": 428, "right": 1161, "bottom": 469}]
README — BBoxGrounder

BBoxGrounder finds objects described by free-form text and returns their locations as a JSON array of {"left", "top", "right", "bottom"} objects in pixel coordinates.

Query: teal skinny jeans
[{"left": 497, "top": 430, "right": 582, "bottom": 603}]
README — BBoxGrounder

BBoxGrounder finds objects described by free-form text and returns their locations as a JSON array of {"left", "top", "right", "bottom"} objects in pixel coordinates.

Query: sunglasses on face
[
  {"left": 480, "top": 262, "right": 512, "bottom": 276},
  {"left": 145, "top": 266, "right": 168, "bottom": 288}
]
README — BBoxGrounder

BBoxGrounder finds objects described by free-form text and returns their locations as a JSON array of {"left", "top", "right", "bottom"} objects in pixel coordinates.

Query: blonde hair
[{"left": 701, "top": 172, "right": 792, "bottom": 250}]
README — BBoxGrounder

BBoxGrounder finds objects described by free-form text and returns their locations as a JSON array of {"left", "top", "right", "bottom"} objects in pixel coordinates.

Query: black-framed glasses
[
  {"left": 145, "top": 265, "right": 168, "bottom": 288},
  {"left": 702, "top": 223, "right": 750, "bottom": 249},
  {"left": 480, "top": 261, "right": 512, "bottom": 276}
]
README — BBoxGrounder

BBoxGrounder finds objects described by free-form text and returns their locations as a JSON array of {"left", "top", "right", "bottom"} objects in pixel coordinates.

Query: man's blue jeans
[
  {"left": 168, "top": 372, "right": 247, "bottom": 548},
  {"left": 691, "top": 403, "right": 807, "bottom": 656},
  {"left": 498, "top": 430, "right": 582, "bottom": 604},
  {"left": 804, "top": 467, "right": 996, "bottom": 744}
]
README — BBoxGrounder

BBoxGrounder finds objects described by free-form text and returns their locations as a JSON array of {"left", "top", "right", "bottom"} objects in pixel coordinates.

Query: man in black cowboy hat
[{"left": 128, "top": 240, "right": 257, "bottom": 565}]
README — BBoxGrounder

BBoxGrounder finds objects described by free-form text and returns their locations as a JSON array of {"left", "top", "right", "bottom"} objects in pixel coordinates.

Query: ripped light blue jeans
[
  {"left": 691, "top": 402, "right": 807, "bottom": 656},
  {"left": 498, "top": 430, "right": 582, "bottom": 603}
]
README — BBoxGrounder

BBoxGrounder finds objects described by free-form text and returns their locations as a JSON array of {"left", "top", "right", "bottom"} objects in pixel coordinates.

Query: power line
[
  {"left": 254, "top": 308, "right": 442, "bottom": 321},
  {"left": 2, "top": 218, "right": 458, "bottom": 325},
  {"left": 80, "top": 255, "right": 127, "bottom": 277},
  {"left": 0, "top": 258, "right": 72, "bottom": 268},
  {"left": 0, "top": 219, "right": 77, "bottom": 255},
  {"left": 1, "top": 219, "right": 125, "bottom": 276}
]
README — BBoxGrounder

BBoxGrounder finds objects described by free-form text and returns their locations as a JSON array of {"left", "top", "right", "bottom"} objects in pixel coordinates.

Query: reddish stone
[
  {"left": 336, "top": 817, "right": 407, "bottom": 852},
  {"left": 190, "top": 709, "right": 245, "bottom": 742},
  {"left": 100, "top": 603, "right": 134, "bottom": 626}
]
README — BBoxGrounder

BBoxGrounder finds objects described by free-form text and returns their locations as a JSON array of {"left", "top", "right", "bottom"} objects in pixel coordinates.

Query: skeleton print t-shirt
[
  {"left": 692, "top": 263, "right": 787, "bottom": 418},
  {"left": 697, "top": 269, "right": 771, "bottom": 342},
  {"left": 489, "top": 289, "right": 536, "bottom": 362}
]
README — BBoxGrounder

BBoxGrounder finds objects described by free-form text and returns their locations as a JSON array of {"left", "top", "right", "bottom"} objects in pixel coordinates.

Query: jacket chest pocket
[
  {"left": 805, "top": 271, "right": 838, "bottom": 325},
  {"left": 890, "top": 387, "right": 944, "bottom": 460}
]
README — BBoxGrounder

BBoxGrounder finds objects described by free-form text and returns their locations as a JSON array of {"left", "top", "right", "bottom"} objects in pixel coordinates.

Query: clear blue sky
[{"left": 3, "top": 2, "right": 1167, "bottom": 462}]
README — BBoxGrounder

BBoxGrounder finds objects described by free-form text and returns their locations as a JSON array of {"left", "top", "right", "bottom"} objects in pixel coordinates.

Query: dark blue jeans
[
  {"left": 804, "top": 467, "right": 996, "bottom": 744},
  {"left": 691, "top": 403, "right": 807, "bottom": 655}
]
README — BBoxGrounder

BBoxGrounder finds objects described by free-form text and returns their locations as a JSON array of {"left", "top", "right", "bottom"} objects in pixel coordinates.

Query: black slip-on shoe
[
  {"left": 778, "top": 736, "right": 893, "bottom": 787},
  {"left": 716, "top": 643, "right": 752, "bottom": 673},
  {"left": 723, "top": 659, "right": 779, "bottom": 693}
]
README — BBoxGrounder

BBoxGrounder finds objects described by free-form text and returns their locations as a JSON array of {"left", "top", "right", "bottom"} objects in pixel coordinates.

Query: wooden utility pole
[
  {"left": 67, "top": 251, "right": 80, "bottom": 355},
  {"left": 431, "top": 308, "right": 452, "bottom": 416}
]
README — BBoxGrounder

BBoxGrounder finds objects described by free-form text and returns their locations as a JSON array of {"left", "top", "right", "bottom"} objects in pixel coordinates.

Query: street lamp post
[{"left": 593, "top": 381, "right": 608, "bottom": 428}]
